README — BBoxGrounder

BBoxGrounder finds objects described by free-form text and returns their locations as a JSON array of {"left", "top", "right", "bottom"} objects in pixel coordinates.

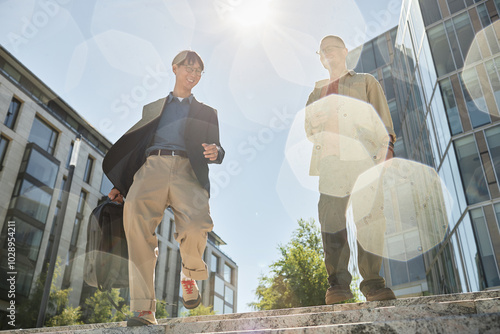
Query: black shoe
[
  {"left": 365, "top": 287, "right": 396, "bottom": 302},
  {"left": 325, "top": 285, "right": 354, "bottom": 305}
]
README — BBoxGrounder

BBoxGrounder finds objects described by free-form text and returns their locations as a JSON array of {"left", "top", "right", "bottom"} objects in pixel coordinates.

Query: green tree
[
  {"left": 16, "top": 260, "right": 82, "bottom": 328},
  {"left": 47, "top": 306, "right": 83, "bottom": 327},
  {"left": 155, "top": 300, "right": 169, "bottom": 319},
  {"left": 250, "top": 219, "right": 362, "bottom": 310},
  {"left": 83, "top": 289, "right": 131, "bottom": 323},
  {"left": 181, "top": 304, "right": 216, "bottom": 317}
]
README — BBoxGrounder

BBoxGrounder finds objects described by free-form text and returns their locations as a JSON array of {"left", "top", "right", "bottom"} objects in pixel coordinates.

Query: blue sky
[{"left": 0, "top": 0, "right": 402, "bottom": 313}]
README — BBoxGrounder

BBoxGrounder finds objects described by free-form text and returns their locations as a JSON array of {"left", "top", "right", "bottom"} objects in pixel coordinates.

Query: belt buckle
[{"left": 171, "top": 150, "right": 176, "bottom": 156}]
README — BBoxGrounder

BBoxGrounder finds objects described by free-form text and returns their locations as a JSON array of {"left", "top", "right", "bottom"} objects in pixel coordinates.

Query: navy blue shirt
[{"left": 146, "top": 92, "right": 192, "bottom": 155}]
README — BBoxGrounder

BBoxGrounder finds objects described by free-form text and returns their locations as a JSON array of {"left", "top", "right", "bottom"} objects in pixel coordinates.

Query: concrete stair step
[
  {"left": 161, "top": 290, "right": 500, "bottom": 325},
  {"left": 160, "top": 300, "right": 497, "bottom": 334},
  {"left": 2, "top": 290, "right": 499, "bottom": 334},
  {"left": 196, "top": 313, "right": 500, "bottom": 334}
]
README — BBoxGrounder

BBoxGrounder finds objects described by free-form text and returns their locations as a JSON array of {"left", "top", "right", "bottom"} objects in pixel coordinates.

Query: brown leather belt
[{"left": 148, "top": 149, "right": 187, "bottom": 158}]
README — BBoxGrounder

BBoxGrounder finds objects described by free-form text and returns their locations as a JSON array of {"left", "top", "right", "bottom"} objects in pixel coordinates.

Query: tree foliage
[
  {"left": 250, "top": 219, "right": 362, "bottom": 310},
  {"left": 181, "top": 304, "right": 216, "bottom": 317},
  {"left": 155, "top": 300, "right": 169, "bottom": 319},
  {"left": 83, "top": 289, "right": 131, "bottom": 323},
  {"left": 16, "top": 259, "right": 82, "bottom": 328}
]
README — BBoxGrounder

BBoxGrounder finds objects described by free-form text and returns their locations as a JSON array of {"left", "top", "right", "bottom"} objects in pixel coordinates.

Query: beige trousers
[{"left": 124, "top": 154, "right": 213, "bottom": 312}]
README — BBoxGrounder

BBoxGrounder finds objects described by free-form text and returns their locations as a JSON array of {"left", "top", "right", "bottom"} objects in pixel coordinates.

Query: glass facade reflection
[
  {"left": 392, "top": 0, "right": 500, "bottom": 295},
  {"left": 27, "top": 116, "right": 58, "bottom": 155},
  {"left": 0, "top": 143, "right": 59, "bottom": 300}
]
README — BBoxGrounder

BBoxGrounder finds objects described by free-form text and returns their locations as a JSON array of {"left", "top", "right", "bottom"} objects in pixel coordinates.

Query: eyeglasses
[
  {"left": 316, "top": 45, "right": 345, "bottom": 55},
  {"left": 181, "top": 65, "right": 204, "bottom": 76}
]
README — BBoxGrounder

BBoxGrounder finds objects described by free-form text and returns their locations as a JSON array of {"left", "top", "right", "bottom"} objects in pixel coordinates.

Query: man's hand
[
  {"left": 108, "top": 188, "right": 124, "bottom": 204},
  {"left": 202, "top": 143, "right": 219, "bottom": 161}
]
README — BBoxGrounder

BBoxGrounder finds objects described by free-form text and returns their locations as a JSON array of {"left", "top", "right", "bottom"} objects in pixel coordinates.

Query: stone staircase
[{"left": 3, "top": 290, "right": 499, "bottom": 333}]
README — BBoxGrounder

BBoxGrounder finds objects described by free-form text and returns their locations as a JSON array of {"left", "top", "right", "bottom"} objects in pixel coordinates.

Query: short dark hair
[{"left": 172, "top": 50, "right": 204, "bottom": 71}]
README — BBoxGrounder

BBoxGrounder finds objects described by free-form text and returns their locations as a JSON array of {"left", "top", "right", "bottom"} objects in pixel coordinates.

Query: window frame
[
  {"left": 83, "top": 155, "right": 95, "bottom": 184},
  {"left": 0, "top": 134, "right": 10, "bottom": 171},
  {"left": 28, "top": 116, "right": 59, "bottom": 155},
  {"left": 4, "top": 96, "right": 22, "bottom": 129}
]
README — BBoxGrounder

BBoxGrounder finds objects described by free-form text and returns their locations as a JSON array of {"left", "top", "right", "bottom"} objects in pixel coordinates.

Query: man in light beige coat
[{"left": 306, "top": 35, "right": 396, "bottom": 304}]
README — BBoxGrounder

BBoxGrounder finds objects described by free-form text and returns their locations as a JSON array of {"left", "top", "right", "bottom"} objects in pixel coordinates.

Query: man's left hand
[{"left": 202, "top": 143, "right": 219, "bottom": 161}]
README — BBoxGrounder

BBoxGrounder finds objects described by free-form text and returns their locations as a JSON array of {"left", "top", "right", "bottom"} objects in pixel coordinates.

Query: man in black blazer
[{"left": 103, "top": 50, "right": 224, "bottom": 326}]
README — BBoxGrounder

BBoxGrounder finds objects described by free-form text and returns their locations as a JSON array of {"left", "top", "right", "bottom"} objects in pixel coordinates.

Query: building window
[
  {"left": 495, "top": 203, "right": 500, "bottom": 232},
  {"left": 0, "top": 218, "right": 43, "bottom": 297},
  {"left": 77, "top": 190, "right": 87, "bottom": 214},
  {"left": 70, "top": 190, "right": 87, "bottom": 247},
  {"left": 386, "top": 232, "right": 426, "bottom": 286},
  {"left": 8, "top": 144, "right": 59, "bottom": 224},
  {"left": 485, "top": 126, "right": 500, "bottom": 185},
  {"left": 460, "top": 68, "right": 491, "bottom": 128},
  {"left": 486, "top": 57, "right": 500, "bottom": 112},
  {"left": 452, "top": 12, "right": 476, "bottom": 63},
  {"left": 447, "top": 0, "right": 466, "bottom": 15},
  {"left": 428, "top": 12, "right": 475, "bottom": 78},
  {"left": 457, "top": 216, "right": 481, "bottom": 291},
  {"left": 212, "top": 274, "right": 234, "bottom": 314},
  {"left": 428, "top": 23, "right": 456, "bottom": 77},
  {"left": 211, "top": 254, "right": 220, "bottom": 273},
  {"left": 28, "top": 116, "right": 58, "bottom": 155},
  {"left": 83, "top": 156, "right": 94, "bottom": 184},
  {"left": 4, "top": 97, "right": 21, "bottom": 129},
  {"left": 477, "top": 3, "right": 492, "bottom": 29},
  {"left": 213, "top": 295, "right": 224, "bottom": 314},
  {"left": 224, "top": 286, "right": 234, "bottom": 313},
  {"left": 0, "top": 135, "right": 10, "bottom": 171},
  {"left": 454, "top": 135, "right": 490, "bottom": 204},
  {"left": 470, "top": 208, "right": 500, "bottom": 288},
  {"left": 439, "top": 78, "right": 463, "bottom": 135},
  {"left": 382, "top": 66, "right": 396, "bottom": 101},
  {"left": 100, "top": 173, "right": 114, "bottom": 196},
  {"left": 224, "top": 263, "right": 233, "bottom": 284},
  {"left": 2, "top": 63, "right": 21, "bottom": 82},
  {"left": 419, "top": 0, "right": 442, "bottom": 26},
  {"left": 360, "top": 42, "right": 377, "bottom": 74},
  {"left": 214, "top": 275, "right": 224, "bottom": 295},
  {"left": 10, "top": 179, "right": 52, "bottom": 223},
  {"left": 374, "top": 35, "right": 390, "bottom": 68},
  {"left": 476, "top": 4, "right": 500, "bottom": 56},
  {"left": 25, "top": 148, "right": 58, "bottom": 187}
]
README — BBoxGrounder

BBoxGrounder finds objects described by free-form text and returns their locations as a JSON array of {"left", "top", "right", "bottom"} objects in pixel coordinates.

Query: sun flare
[{"left": 230, "top": 0, "right": 272, "bottom": 27}]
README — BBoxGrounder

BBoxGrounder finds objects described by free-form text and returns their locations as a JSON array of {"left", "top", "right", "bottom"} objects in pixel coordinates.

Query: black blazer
[{"left": 103, "top": 96, "right": 224, "bottom": 197}]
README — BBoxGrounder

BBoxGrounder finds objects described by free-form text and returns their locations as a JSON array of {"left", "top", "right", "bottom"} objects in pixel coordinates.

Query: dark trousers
[{"left": 318, "top": 194, "right": 386, "bottom": 295}]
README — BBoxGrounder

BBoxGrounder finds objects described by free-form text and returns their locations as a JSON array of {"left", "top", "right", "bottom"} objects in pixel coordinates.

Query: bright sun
[{"left": 230, "top": 0, "right": 272, "bottom": 27}]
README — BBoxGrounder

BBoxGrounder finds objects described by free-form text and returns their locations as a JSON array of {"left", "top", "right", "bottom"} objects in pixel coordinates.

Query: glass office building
[
  {"left": 347, "top": 0, "right": 500, "bottom": 297},
  {"left": 391, "top": 0, "right": 500, "bottom": 294}
]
